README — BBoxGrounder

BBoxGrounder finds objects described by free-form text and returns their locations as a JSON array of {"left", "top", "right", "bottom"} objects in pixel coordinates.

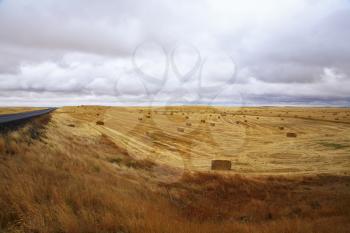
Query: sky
[{"left": 0, "top": 0, "right": 349, "bottom": 107}]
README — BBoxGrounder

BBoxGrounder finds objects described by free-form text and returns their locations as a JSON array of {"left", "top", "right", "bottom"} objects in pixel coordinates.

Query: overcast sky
[{"left": 0, "top": 0, "right": 349, "bottom": 106}]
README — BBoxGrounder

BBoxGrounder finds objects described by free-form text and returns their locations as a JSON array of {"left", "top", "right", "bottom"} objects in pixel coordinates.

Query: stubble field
[{"left": 1, "top": 106, "right": 350, "bottom": 233}]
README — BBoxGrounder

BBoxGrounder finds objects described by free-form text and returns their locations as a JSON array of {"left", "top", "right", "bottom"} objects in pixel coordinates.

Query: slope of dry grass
[{"left": 0, "top": 107, "right": 350, "bottom": 233}]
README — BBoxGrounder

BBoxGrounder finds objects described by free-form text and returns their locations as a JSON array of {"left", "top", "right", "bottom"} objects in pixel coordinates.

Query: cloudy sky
[{"left": 0, "top": 0, "right": 349, "bottom": 106}]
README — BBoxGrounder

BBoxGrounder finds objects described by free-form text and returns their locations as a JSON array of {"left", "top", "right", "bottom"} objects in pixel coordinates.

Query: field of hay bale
[
  {"left": 61, "top": 106, "right": 350, "bottom": 175},
  {"left": 1, "top": 106, "right": 350, "bottom": 233}
]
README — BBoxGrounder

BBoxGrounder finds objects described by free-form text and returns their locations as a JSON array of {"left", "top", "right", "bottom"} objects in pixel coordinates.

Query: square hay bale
[
  {"left": 177, "top": 127, "right": 185, "bottom": 132},
  {"left": 286, "top": 132, "right": 297, "bottom": 138},
  {"left": 211, "top": 160, "right": 231, "bottom": 170},
  {"left": 96, "top": 121, "right": 104, "bottom": 125}
]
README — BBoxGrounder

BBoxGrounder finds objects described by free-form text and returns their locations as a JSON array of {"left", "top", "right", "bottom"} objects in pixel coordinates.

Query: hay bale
[
  {"left": 210, "top": 123, "right": 215, "bottom": 126},
  {"left": 67, "top": 124, "right": 75, "bottom": 128},
  {"left": 236, "top": 121, "right": 240, "bottom": 124},
  {"left": 146, "top": 115, "right": 151, "bottom": 119},
  {"left": 185, "top": 116, "right": 189, "bottom": 119},
  {"left": 211, "top": 160, "right": 231, "bottom": 170},
  {"left": 201, "top": 120, "right": 206, "bottom": 123},
  {"left": 286, "top": 132, "right": 297, "bottom": 138},
  {"left": 186, "top": 122, "right": 192, "bottom": 126},
  {"left": 138, "top": 117, "right": 143, "bottom": 121},
  {"left": 96, "top": 121, "right": 104, "bottom": 125},
  {"left": 177, "top": 128, "right": 185, "bottom": 132},
  {"left": 279, "top": 126, "right": 284, "bottom": 130}
]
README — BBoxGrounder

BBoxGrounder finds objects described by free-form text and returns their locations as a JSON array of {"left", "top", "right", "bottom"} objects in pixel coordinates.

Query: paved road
[{"left": 0, "top": 108, "right": 57, "bottom": 124}]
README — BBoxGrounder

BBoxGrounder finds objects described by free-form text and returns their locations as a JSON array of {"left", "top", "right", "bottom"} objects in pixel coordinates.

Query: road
[{"left": 0, "top": 108, "right": 57, "bottom": 124}]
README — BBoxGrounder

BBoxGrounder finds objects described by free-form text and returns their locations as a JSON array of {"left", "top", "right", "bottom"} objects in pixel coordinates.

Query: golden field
[
  {"left": 1, "top": 106, "right": 350, "bottom": 233},
  {"left": 64, "top": 106, "right": 350, "bottom": 175},
  {"left": 0, "top": 107, "right": 43, "bottom": 115}
]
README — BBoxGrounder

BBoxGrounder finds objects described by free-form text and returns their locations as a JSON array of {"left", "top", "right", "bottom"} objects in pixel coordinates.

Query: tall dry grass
[{"left": 0, "top": 114, "right": 350, "bottom": 233}]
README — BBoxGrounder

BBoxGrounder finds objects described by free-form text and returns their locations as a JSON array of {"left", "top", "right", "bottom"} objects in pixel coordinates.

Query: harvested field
[
  {"left": 0, "top": 107, "right": 43, "bottom": 115},
  {"left": 60, "top": 106, "right": 350, "bottom": 175},
  {"left": 0, "top": 106, "right": 350, "bottom": 233}
]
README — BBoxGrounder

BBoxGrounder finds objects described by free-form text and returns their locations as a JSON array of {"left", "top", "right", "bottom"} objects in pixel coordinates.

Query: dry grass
[
  {"left": 0, "top": 107, "right": 44, "bottom": 115},
  {"left": 162, "top": 173, "right": 350, "bottom": 224},
  {"left": 1, "top": 107, "right": 350, "bottom": 233}
]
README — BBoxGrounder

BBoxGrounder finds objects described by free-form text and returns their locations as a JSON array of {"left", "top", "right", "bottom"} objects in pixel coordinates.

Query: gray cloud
[{"left": 0, "top": 0, "right": 349, "bottom": 106}]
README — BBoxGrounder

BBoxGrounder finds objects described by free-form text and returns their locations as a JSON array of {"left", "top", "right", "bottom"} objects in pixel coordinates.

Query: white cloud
[{"left": 0, "top": 0, "right": 349, "bottom": 106}]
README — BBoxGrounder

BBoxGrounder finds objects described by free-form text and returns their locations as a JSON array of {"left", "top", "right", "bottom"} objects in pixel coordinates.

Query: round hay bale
[
  {"left": 96, "top": 121, "right": 104, "bottom": 126},
  {"left": 286, "top": 132, "right": 297, "bottom": 138}
]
